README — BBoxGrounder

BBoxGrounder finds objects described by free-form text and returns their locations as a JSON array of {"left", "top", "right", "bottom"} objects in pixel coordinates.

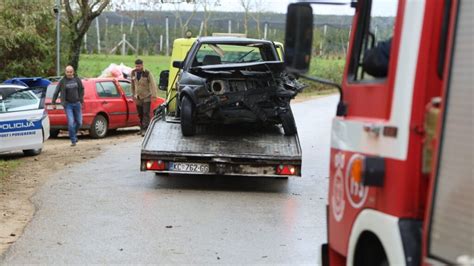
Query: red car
[{"left": 45, "top": 78, "right": 165, "bottom": 138}]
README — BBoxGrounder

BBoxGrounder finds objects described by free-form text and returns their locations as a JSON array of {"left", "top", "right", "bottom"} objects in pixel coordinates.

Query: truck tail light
[
  {"left": 145, "top": 160, "right": 166, "bottom": 170},
  {"left": 276, "top": 164, "right": 297, "bottom": 175}
]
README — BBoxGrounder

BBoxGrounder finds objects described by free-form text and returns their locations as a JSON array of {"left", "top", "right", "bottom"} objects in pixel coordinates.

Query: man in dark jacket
[
  {"left": 52, "top": 65, "right": 84, "bottom": 146},
  {"left": 362, "top": 38, "right": 392, "bottom": 78}
]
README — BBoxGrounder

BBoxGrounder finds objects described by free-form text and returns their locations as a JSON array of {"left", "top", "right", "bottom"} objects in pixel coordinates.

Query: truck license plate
[{"left": 169, "top": 162, "right": 209, "bottom": 173}]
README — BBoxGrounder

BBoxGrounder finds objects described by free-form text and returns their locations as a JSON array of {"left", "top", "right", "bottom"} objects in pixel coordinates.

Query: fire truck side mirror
[{"left": 284, "top": 3, "right": 313, "bottom": 74}]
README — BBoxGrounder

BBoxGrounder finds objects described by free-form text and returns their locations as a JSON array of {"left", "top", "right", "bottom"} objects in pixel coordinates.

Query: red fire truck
[{"left": 285, "top": 0, "right": 472, "bottom": 265}]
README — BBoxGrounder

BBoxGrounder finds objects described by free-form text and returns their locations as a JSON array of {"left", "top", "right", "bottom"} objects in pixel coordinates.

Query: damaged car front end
[{"left": 172, "top": 37, "right": 305, "bottom": 136}]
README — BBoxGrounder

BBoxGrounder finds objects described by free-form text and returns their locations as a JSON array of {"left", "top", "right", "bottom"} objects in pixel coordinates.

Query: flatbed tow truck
[{"left": 140, "top": 37, "right": 302, "bottom": 177}]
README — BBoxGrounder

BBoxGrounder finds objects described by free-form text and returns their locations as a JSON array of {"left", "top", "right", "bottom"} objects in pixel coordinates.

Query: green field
[
  {"left": 79, "top": 54, "right": 171, "bottom": 78},
  {"left": 79, "top": 54, "right": 345, "bottom": 95}
]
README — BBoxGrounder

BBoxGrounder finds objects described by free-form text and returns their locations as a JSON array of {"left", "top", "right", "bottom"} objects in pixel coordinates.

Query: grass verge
[{"left": 0, "top": 160, "right": 20, "bottom": 180}]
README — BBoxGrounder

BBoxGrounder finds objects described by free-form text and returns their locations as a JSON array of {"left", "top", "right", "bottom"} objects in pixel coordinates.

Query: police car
[{"left": 0, "top": 84, "right": 50, "bottom": 156}]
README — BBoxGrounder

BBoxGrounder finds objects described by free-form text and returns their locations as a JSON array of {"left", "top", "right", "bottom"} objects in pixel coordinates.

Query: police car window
[
  {"left": 119, "top": 81, "right": 132, "bottom": 97},
  {"left": 96, "top": 82, "right": 120, "bottom": 97},
  {"left": 0, "top": 89, "right": 41, "bottom": 113},
  {"left": 349, "top": 0, "right": 398, "bottom": 82}
]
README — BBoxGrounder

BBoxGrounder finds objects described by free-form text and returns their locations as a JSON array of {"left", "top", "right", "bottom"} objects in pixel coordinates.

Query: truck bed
[{"left": 140, "top": 116, "right": 302, "bottom": 177}]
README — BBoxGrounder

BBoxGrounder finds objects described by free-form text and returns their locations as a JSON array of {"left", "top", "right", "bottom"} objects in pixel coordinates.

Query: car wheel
[
  {"left": 23, "top": 148, "right": 42, "bottom": 156},
  {"left": 280, "top": 108, "right": 297, "bottom": 136},
  {"left": 90, "top": 114, "right": 108, "bottom": 138},
  {"left": 180, "top": 96, "right": 196, "bottom": 136},
  {"left": 49, "top": 129, "right": 60, "bottom": 138}
]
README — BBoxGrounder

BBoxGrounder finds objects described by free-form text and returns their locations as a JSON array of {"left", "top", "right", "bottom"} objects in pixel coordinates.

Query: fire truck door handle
[
  {"left": 101, "top": 101, "right": 108, "bottom": 105},
  {"left": 363, "top": 123, "right": 382, "bottom": 137}
]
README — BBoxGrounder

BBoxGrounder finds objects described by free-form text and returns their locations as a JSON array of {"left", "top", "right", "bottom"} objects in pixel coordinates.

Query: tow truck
[
  {"left": 285, "top": 0, "right": 472, "bottom": 265},
  {"left": 140, "top": 37, "right": 302, "bottom": 177}
]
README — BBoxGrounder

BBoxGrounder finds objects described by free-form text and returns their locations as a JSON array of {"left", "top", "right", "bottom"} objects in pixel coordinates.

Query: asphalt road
[{"left": 1, "top": 95, "right": 338, "bottom": 265}]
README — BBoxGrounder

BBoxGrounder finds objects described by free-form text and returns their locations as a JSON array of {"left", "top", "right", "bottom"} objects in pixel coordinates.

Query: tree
[
  {"left": 249, "top": 0, "right": 267, "bottom": 38},
  {"left": 0, "top": 0, "right": 55, "bottom": 80},
  {"left": 173, "top": 1, "right": 197, "bottom": 37},
  {"left": 239, "top": 0, "right": 251, "bottom": 36},
  {"left": 198, "top": 0, "right": 220, "bottom": 36},
  {"left": 62, "top": 0, "right": 110, "bottom": 71}
]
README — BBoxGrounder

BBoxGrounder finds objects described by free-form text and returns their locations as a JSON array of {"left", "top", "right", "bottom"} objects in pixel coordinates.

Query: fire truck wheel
[
  {"left": 353, "top": 232, "right": 388, "bottom": 266},
  {"left": 180, "top": 96, "right": 196, "bottom": 136},
  {"left": 280, "top": 108, "right": 297, "bottom": 136}
]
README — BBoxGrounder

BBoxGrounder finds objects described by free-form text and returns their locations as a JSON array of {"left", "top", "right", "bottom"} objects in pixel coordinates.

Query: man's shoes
[
  {"left": 141, "top": 131, "right": 145, "bottom": 137},
  {"left": 136, "top": 130, "right": 142, "bottom": 136},
  {"left": 71, "top": 142, "right": 76, "bottom": 147}
]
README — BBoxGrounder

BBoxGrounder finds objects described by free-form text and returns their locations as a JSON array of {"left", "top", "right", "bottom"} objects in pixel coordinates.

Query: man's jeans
[{"left": 65, "top": 102, "right": 82, "bottom": 144}]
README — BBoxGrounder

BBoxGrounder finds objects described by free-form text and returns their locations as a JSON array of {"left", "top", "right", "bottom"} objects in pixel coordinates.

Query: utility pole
[
  {"left": 105, "top": 17, "right": 108, "bottom": 51},
  {"left": 122, "top": 34, "right": 126, "bottom": 55},
  {"left": 160, "top": 34, "right": 163, "bottom": 53},
  {"left": 130, "top": 19, "right": 135, "bottom": 34},
  {"left": 136, "top": 31, "right": 140, "bottom": 55},
  {"left": 165, "top": 16, "right": 169, "bottom": 56},
  {"left": 55, "top": 0, "right": 61, "bottom": 76},
  {"left": 84, "top": 34, "right": 87, "bottom": 53},
  {"left": 320, "top": 24, "right": 328, "bottom": 56},
  {"left": 96, "top": 18, "right": 101, "bottom": 53},
  {"left": 264, "top": 22, "right": 268, "bottom": 39},
  {"left": 198, "top": 21, "right": 204, "bottom": 36}
]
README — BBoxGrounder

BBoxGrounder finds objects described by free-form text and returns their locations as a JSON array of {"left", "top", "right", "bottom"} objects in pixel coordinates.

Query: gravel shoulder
[{"left": 0, "top": 129, "right": 141, "bottom": 255}]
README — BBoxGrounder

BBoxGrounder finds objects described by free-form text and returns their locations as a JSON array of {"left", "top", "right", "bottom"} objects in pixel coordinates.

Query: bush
[
  {"left": 148, "top": 47, "right": 155, "bottom": 56},
  {"left": 303, "top": 58, "right": 345, "bottom": 93},
  {"left": 0, "top": 0, "right": 55, "bottom": 80},
  {"left": 127, "top": 48, "right": 134, "bottom": 56}
]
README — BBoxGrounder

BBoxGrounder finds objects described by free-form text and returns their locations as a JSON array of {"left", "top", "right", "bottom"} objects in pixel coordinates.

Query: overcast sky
[{"left": 126, "top": 0, "right": 397, "bottom": 16}]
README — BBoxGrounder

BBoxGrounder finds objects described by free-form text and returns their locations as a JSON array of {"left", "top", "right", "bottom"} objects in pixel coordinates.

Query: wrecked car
[{"left": 167, "top": 37, "right": 305, "bottom": 136}]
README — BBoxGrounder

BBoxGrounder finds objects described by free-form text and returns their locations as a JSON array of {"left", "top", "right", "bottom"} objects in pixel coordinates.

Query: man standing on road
[
  {"left": 52, "top": 65, "right": 84, "bottom": 146},
  {"left": 131, "top": 59, "right": 158, "bottom": 136}
]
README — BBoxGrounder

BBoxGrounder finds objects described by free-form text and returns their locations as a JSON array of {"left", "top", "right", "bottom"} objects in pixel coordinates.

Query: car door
[
  {"left": 117, "top": 80, "right": 140, "bottom": 126},
  {"left": 95, "top": 81, "right": 127, "bottom": 128},
  {"left": 0, "top": 87, "right": 48, "bottom": 153}
]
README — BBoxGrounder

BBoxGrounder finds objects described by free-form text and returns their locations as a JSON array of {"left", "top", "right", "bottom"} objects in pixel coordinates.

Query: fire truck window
[{"left": 351, "top": 0, "right": 398, "bottom": 82}]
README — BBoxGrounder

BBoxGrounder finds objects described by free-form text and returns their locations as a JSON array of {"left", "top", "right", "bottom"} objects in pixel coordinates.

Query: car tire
[
  {"left": 23, "top": 148, "right": 42, "bottom": 156},
  {"left": 49, "top": 129, "right": 60, "bottom": 138},
  {"left": 280, "top": 108, "right": 297, "bottom": 136},
  {"left": 90, "top": 114, "right": 108, "bottom": 138},
  {"left": 180, "top": 96, "right": 196, "bottom": 136}
]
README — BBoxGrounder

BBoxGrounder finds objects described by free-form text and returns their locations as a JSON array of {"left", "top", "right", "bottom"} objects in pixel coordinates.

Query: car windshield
[
  {"left": 0, "top": 88, "right": 43, "bottom": 113},
  {"left": 194, "top": 43, "right": 277, "bottom": 66}
]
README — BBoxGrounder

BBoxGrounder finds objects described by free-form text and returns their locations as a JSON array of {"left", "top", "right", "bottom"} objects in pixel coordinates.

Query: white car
[{"left": 0, "top": 84, "right": 50, "bottom": 156}]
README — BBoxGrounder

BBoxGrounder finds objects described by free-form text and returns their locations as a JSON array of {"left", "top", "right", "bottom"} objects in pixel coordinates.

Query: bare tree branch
[{"left": 61, "top": 0, "right": 111, "bottom": 71}]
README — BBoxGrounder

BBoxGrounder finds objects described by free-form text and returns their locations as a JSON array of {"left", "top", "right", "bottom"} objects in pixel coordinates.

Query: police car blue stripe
[{"left": 0, "top": 119, "right": 42, "bottom": 133}]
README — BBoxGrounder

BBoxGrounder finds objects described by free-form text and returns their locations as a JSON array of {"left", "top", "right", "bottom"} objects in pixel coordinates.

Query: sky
[{"left": 124, "top": 0, "right": 397, "bottom": 16}]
